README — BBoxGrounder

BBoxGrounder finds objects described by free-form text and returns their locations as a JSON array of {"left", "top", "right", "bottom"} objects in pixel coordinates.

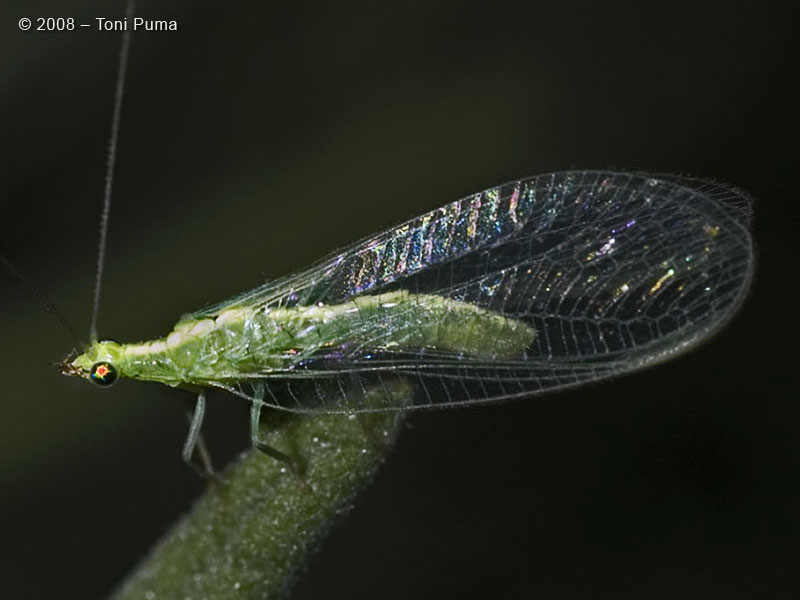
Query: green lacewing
[{"left": 59, "top": 170, "right": 754, "bottom": 466}]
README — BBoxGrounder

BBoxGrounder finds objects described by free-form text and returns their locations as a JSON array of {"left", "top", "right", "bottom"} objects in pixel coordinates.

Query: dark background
[{"left": 1, "top": 1, "right": 798, "bottom": 598}]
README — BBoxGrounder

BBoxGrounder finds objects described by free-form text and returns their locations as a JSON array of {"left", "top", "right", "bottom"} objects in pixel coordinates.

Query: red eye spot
[{"left": 90, "top": 362, "right": 118, "bottom": 387}]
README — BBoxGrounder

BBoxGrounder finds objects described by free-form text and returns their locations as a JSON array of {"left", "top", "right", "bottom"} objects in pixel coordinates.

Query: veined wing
[{"left": 194, "top": 171, "right": 754, "bottom": 413}]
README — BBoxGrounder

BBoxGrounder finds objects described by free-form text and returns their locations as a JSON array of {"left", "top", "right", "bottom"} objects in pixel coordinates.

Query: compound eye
[{"left": 90, "top": 362, "right": 118, "bottom": 387}]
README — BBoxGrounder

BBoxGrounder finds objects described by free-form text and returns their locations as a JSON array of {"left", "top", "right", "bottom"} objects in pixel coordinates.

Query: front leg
[{"left": 182, "top": 390, "right": 217, "bottom": 482}]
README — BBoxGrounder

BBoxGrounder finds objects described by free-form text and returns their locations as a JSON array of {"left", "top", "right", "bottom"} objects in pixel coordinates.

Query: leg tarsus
[
  {"left": 250, "top": 383, "right": 303, "bottom": 477},
  {"left": 182, "top": 391, "right": 219, "bottom": 484}
]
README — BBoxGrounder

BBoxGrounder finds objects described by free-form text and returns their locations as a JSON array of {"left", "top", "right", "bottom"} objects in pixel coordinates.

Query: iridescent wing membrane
[{"left": 192, "top": 171, "right": 754, "bottom": 413}]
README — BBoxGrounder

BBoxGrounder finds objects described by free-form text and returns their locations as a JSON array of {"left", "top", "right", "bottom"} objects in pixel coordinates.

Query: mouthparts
[{"left": 55, "top": 350, "right": 82, "bottom": 378}]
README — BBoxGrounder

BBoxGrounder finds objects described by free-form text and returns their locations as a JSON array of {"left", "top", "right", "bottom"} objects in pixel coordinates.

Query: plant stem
[{"left": 111, "top": 381, "right": 410, "bottom": 599}]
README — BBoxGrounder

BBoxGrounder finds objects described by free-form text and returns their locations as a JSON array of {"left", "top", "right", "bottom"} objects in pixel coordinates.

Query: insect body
[
  {"left": 60, "top": 171, "right": 754, "bottom": 469},
  {"left": 66, "top": 290, "right": 534, "bottom": 386}
]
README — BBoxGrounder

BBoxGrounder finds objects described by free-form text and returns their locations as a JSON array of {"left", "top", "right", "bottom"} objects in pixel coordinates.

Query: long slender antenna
[
  {"left": 0, "top": 254, "right": 86, "bottom": 347},
  {"left": 89, "top": 0, "right": 136, "bottom": 342}
]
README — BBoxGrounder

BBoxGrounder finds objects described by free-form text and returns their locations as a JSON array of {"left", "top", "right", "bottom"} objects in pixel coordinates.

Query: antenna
[
  {"left": 89, "top": 0, "right": 136, "bottom": 342},
  {"left": 0, "top": 254, "right": 86, "bottom": 347}
]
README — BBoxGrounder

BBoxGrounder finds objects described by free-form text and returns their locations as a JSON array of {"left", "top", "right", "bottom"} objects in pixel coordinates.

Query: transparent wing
[{"left": 195, "top": 171, "right": 754, "bottom": 413}]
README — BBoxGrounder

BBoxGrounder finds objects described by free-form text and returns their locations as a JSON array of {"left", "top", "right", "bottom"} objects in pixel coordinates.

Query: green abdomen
[{"left": 120, "top": 291, "right": 535, "bottom": 386}]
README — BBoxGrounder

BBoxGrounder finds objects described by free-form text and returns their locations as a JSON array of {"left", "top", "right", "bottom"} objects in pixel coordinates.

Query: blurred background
[{"left": 1, "top": 0, "right": 798, "bottom": 598}]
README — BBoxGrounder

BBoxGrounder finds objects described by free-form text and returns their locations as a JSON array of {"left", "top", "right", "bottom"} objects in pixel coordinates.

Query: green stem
[{"left": 110, "top": 381, "right": 410, "bottom": 600}]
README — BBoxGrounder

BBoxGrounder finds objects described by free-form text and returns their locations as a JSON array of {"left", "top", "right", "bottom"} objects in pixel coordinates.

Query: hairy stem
[{"left": 111, "top": 381, "right": 410, "bottom": 599}]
